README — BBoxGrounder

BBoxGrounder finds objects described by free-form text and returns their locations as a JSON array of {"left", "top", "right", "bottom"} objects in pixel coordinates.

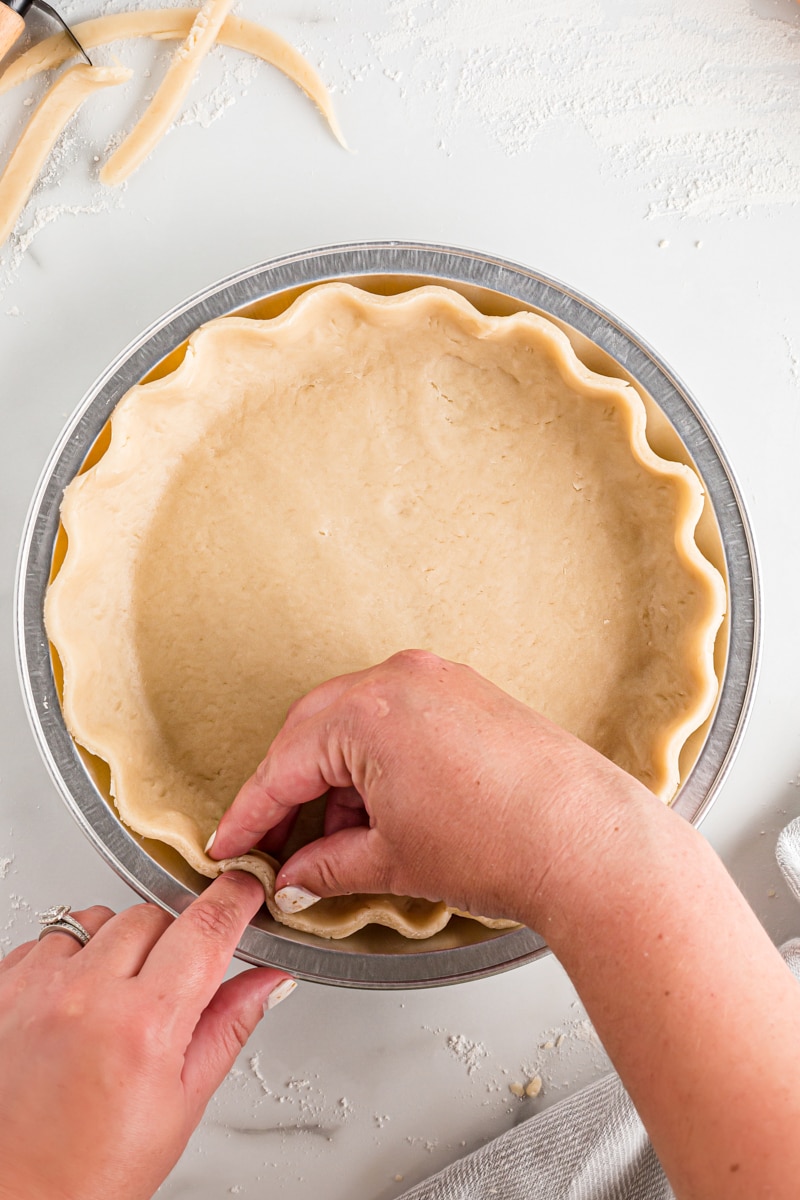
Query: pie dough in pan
[{"left": 45, "top": 283, "right": 726, "bottom": 939}]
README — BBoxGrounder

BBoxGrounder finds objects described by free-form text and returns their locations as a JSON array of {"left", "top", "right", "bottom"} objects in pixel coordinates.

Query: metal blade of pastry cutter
[{"left": 34, "top": 0, "right": 92, "bottom": 65}]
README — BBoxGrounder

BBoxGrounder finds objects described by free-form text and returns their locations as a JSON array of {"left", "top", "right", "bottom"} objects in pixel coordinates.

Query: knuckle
[
  {"left": 125, "top": 903, "right": 173, "bottom": 937},
  {"left": 253, "top": 755, "right": 272, "bottom": 790},
  {"left": 391, "top": 648, "right": 441, "bottom": 673},
  {"left": 370, "top": 851, "right": 397, "bottom": 896},
  {"left": 314, "top": 855, "right": 348, "bottom": 895},
  {"left": 140, "top": 901, "right": 172, "bottom": 924},
  {"left": 231, "top": 806, "right": 271, "bottom": 844},
  {"left": 77, "top": 905, "right": 116, "bottom": 930},
  {"left": 236, "top": 815, "right": 269, "bottom": 843},
  {"left": 85, "top": 904, "right": 115, "bottom": 921},
  {"left": 185, "top": 896, "right": 239, "bottom": 943},
  {"left": 237, "top": 761, "right": 284, "bottom": 830},
  {"left": 224, "top": 1012, "right": 254, "bottom": 1056}
]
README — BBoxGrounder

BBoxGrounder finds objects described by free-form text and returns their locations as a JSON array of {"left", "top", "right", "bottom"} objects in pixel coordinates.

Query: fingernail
[
  {"left": 265, "top": 978, "right": 297, "bottom": 1011},
  {"left": 274, "top": 885, "right": 321, "bottom": 914},
  {"left": 204, "top": 829, "right": 217, "bottom": 855}
]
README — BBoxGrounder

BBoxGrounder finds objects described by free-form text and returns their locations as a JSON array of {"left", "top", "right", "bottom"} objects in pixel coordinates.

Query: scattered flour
[
  {"left": 365, "top": 0, "right": 800, "bottom": 217},
  {"left": 407, "top": 1134, "right": 440, "bottom": 1153},
  {"left": 5, "top": 197, "right": 124, "bottom": 276},
  {"left": 2, "top": 0, "right": 796, "bottom": 301},
  {"left": 215, "top": 1004, "right": 609, "bottom": 1190},
  {"left": 0, "top": 890, "right": 34, "bottom": 955},
  {"left": 0, "top": 70, "right": 128, "bottom": 298},
  {"left": 233, "top": 1053, "right": 351, "bottom": 1132},
  {"left": 0, "top": 9, "right": 326, "bottom": 293},
  {"left": 247, "top": 1051, "right": 274, "bottom": 1097},
  {"left": 445, "top": 1032, "right": 488, "bottom": 1076},
  {"left": 425, "top": 1010, "right": 609, "bottom": 1116},
  {"left": 175, "top": 48, "right": 260, "bottom": 129}
]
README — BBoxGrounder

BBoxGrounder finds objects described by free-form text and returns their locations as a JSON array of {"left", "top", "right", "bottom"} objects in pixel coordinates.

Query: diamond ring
[{"left": 37, "top": 905, "right": 92, "bottom": 948}]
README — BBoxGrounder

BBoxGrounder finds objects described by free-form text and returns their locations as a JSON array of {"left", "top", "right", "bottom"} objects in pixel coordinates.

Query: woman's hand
[
  {"left": 207, "top": 652, "right": 800, "bottom": 1200},
  {"left": 0, "top": 872, "right": 295, "bottom": 1200},
  {"left": 208, "top": 650, "right": 654, "bottom": 925}
]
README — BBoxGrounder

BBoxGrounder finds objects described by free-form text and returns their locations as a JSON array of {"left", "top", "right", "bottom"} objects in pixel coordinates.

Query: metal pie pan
[{"left": 16, "top": 241, "right": 761, "bottom": 988}]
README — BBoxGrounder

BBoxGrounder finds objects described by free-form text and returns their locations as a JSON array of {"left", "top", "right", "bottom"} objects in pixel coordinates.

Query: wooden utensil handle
[{"left": 0, "top": 4, "right": 24, "bottom": 63}]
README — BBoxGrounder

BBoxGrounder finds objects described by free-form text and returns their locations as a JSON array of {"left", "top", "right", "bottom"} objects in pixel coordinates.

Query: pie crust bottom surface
[{"left": 46, "top": 283, "right": 726, "bottom": 940}]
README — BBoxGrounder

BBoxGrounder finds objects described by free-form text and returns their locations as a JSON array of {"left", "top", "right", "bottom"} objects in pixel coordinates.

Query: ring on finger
[{"left": 37, "top": 905, "right": 92, "bottom": 948}]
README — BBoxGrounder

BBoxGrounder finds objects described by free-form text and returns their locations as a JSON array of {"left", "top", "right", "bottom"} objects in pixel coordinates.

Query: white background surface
[{"left": 1, "top": 1, "right": 799, "bottom": 1196}]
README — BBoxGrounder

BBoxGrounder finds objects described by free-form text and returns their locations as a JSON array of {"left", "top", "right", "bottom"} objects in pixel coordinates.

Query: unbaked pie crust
[{"left": 46, "top": 283, "right": 726, "bottom": 939}]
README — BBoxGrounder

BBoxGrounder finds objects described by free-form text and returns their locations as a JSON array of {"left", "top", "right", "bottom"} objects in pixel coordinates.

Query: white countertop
[{"left": 2, "top": 1, "right": 799, "bottom": 1196}]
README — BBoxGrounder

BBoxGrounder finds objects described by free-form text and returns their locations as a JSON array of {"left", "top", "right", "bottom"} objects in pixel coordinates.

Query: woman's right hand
[
  {"left": 208, "top": 650, "right": 653, "bottom": 926},
  {"left": 208, "top": 651, "right": 800, "bottom": 1200}
]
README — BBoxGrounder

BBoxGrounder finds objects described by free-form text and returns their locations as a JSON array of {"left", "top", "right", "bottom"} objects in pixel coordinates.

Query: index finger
[
  {"left": 210, "top": 697, "right": 358, "bottom": 861},
  {"left": 139, "top": 871, "right": 265, "bottom": 1017}
]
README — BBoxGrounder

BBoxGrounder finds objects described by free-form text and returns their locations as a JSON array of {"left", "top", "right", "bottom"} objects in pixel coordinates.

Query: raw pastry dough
[
  {"left": 0, "top": 64, "right": 131, "bottom": 247},
  {"left": 218, "top": 852, "right": 458, "bottom": 939},
  {"left": 101, "top": 0, "right": 234, "bottom": 186},
  {"left": 46, "top": 284, "right": 726, "bottom": 940},
  {"left": 0, "top": 10, "right": 347, "bottom": 148}
]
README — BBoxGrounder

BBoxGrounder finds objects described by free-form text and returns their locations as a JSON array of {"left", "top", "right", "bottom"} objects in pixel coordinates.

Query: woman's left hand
[{"left": 0, "top": 871, "right": 294, "bottom": 1200}]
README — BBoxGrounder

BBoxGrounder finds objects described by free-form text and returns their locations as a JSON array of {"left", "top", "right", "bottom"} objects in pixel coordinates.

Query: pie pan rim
[{"left": 15, "top": 240, "right": 761, "bottom": 989}]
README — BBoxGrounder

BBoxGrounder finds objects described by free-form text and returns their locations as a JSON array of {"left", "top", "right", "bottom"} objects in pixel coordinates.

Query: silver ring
[{"left": 37, "top": 905, "right": 91, "bottom": 948}]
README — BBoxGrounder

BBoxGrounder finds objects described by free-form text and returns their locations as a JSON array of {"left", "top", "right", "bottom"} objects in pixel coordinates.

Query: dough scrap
[
  {"left": 0, "top": 10, "right": 347, "bottom": 148},
  {"left": 100, "top": 0, "right": 234, "bottom": 186},
  {"left": 0, "top": 64, "right": 131, "bottom": 248},
  {"left": 46, "top": 284, "right": 726, "bottom": 940}
]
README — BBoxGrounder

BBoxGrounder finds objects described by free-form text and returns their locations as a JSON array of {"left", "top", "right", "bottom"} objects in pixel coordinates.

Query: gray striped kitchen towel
[
  {"left": 400, "top": 817, "right": 800, "bottom": 1199},
  {"left": 399, "top": 1071, "right": 671, "bottom": 1199}
]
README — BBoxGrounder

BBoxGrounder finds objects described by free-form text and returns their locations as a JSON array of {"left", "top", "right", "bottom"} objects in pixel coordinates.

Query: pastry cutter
[{"left": 0, "top": 0, "right": 92, "bottom": 67}]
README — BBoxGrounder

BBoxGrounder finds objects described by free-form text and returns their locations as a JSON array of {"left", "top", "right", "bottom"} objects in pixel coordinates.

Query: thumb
[
  {"left": 182, "top": 968, "right": 296, "bottom": 1115},
  {"left": 272, "top": 827, "right": 397, "bottom": 914}
]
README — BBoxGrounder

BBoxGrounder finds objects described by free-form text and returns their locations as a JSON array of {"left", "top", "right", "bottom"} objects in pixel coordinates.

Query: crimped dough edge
[
  {"left": 216, "top": 853, "right": 518, "bottom": 940},
  {"left": 45, "top": 282, "right": 726, "bottom": 941}
]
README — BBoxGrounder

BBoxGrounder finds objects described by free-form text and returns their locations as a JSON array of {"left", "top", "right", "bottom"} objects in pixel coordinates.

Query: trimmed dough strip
[
  {"left": 0, "top": 64, "right": 132, "bottom": 248},
  {"left": 0, "top": 10, "right": 348, "bottom": 149},
  {"left": 100, "top": 0, "right": 233, "bottom": 186}
]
